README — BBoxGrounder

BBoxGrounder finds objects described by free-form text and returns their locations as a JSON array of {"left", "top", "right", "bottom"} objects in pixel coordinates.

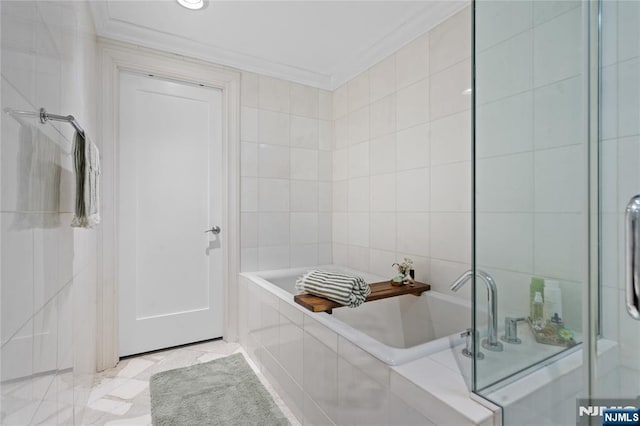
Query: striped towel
[{"left": 295, "top": 270, "right": 371, "bottom": 308}]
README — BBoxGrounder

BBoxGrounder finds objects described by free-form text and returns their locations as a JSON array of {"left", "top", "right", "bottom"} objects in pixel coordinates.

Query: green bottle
[{"left": 529, "top": 277, "right": 544, "bottom": 319}]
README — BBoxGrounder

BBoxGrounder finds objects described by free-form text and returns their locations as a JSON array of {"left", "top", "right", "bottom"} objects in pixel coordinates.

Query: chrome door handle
[
  {"left": 205, "top": 226, "right": 221, "bottom": 235},
  {"left": 625, "top": 195, "right": 640, "bottom": 320}
]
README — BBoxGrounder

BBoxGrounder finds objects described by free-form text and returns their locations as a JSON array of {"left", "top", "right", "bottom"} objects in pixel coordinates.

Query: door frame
[{"left": 97, "top": 38, "right": 241, "bottom": 371}]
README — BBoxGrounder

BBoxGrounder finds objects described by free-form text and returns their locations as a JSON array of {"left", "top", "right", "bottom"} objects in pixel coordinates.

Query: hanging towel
[
  {"left": 71, "top": 131, "right": 100, "bottom": 228},
  {"left": 295, "top": 270, "right": 371, "bottom": 308}
]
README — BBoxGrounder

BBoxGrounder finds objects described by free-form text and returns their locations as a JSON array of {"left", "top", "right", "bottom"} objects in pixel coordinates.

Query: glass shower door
[
  {"left": 473, "top": 0, "right": 588, "bottom": 395},
  {"left": 595, "top": 0, "right": 640, "bottom": 405}
]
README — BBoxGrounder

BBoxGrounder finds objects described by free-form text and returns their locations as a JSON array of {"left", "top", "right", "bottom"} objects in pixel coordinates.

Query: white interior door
[{"left": 118, "top": 71, "right": 223, "bottom": 357}]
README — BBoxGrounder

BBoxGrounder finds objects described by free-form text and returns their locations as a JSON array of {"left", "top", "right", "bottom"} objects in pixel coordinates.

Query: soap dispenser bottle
[{"left": 531, "top": 291, "right": 545, "bottom": 330}]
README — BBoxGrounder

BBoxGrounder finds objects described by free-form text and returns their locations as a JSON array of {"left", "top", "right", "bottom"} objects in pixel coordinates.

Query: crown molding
[
  {"left": 89, "top": 1, "right": 469, "bottom": 91},
  {"left": 330, "top": 1, "right": 468, "bottom": 89}
]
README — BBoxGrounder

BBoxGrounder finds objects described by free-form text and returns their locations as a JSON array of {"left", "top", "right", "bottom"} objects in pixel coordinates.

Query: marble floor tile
[{"left": 81, "top": 339, "right": 298, "bottom": 425}]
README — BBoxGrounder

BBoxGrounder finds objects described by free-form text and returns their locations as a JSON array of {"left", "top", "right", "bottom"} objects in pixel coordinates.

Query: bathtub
[
  {"left": 239, "top": 265, "right": 474, "bottom": 424},
  {"left": 243, "top": 265, "right": 470, "bottom": 366}
]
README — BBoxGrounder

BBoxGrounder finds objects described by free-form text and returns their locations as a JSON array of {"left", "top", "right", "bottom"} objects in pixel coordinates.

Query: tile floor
[{"left": 82, "top": 339, "right": 300, "bottom": 425}]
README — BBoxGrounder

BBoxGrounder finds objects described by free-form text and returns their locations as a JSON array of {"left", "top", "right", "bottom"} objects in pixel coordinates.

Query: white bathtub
[{"left": 241, "top": 265, "right": 470, "bottom": 365}]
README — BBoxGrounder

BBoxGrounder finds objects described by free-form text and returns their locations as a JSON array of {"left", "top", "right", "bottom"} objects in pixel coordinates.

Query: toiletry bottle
[
  {"left": 530, "top": 277, "right": 544, "bottom": 319},
  {"left": 532, "top": 291, "right": 545, "bottom": 330},
  {"left": 543, "top": 280, "right": 563, "bottom": 323}
]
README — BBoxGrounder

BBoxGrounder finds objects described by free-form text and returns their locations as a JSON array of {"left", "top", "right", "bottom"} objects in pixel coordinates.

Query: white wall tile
[
  {"left": 241, "top": 72, "right": 259, "bottom": 107},
  {"left": 241, "top": 177, "right": 258, "bottom": 212},
  {"left": 291, "top": 180, "right": 319, "bottom": 212},
  {"left": 533, "top": 213, "right": 585, "bottom": 282},
  {"left": 397, "top": 79, "right": 429, "bottom": 130},
  {"left": 333, "top": 148, "right": 349, "bottom": 181},
  {"left": 397, "top": 168, "right": 430, "bottom": 212},
  {"left": 290, "top": 115, "right": 318, "bottom": 149},
  {"left": 370, "top": 94, "right": 396, "bottom": 138},
  {"left": 258, "top": 178, "right": 289, "bottom": 211},
  {"left": 240, "top": 142, "right": 258, "bottom": 177},
  {"left": 259, "top": 75, "right": 290, "bottom": 113},
  {"left": 475, "top": 1, "right": 532, "bottom": 52},
  {"left": 258, "top": 213, "right": 290, "bottom": 246},
  {"left": 259, "top": 246, "right": 290, "bottom": 270},
  {"left": 333, "top": 180, "right": 348, "bottom": 212},
  {"left": 476, "top": 92, "right": 533, "bottom": 158},
  {"left": 370, "top": 173, "right": 396, "bottom": 212},
  {"left": 396, "top": 34, "right": 429, "bottom": 89},
  {"left": 476, "top": 213, "right": 534, "bottom": 273},
  {"left": 370, "top": 134, "right": 397, "bottom": 176},
  {"left": 430, "top": 162, "right": 471, "bottom": 212},
  {"left": 348, "top": 141, "right": 369, "bottom": 178},
  {"left": 476, "top": 30, "right": 533, "bottom": 104},
  {"left": 258, "top": 110, "right": 290, "bottom": 145},
  {"left": 429, "top": 6, "right": 471, "bottom": 75},
  {"left": 369, "top": 55, "right": 396, "bottom": 102},
  {"left": 333, "top": 213, "right": 348, "bottom": 244},
  {"left": 348, "top": 177, "right": 370, "bottom": 212},
  {"left": 318, "top": 120, "right": 333, "bottom": 151},
  {"left": 396, "top": 213, "right": 429, "bottom": 257},
  {"left": 241, "top": 106, "right": 258, "bottom": 142},
  {"left": 333, "top": 84, "right": 348, "bottom": 119},
  {"left": 347, "top": 71, "right": 370, "bottom": 113},
  {"left": 430, "top": 212, "right": 471, "bottom": 264},
  {"left": 241, "top": 213, "right": 258, "bottom": 248},
  {"left": 533, "top": 7, "right": 582, "bottom": 87},
  {"left": 477, "top": 153, "right": 533, "bottom": 212},
  {"left": 430, "top": 111, "right": 470, "bottom": 165},
  {"left": 290, "top": 83, "right": 318, "bottom": 118},
  {"left": 291, "top": 213, "right": 319, "bottom": 245},
  {"left": 318, "top": 213, "right": 332, "bottom": 243},
  {"left": 348, "top": 213, "right": 370, "bottom": 247},
  {"left": 258, "top": 144, "right": 290, "bottom": 178},
  {"left": 369, "top": 249, "right": 397, "bottom": 279},
  {"left": 334, "top": 116, "right": 349, "bottom": 149},
  {"left": 318, "top": 151, "right": 333, "bottom": 181},
  {"left": 618, "top": 58, "right": 640, "bottom": 138},
  {"left": 396, "top": 123, "right": 429, "bottom": 170},
  {"left": 318, "top": 90, "right": 333, "bottom": 121},
  {"left": 290, "top": 148, "right": 318, "bottom": 180},
  {"left": 370, "top": 212, "right": 396, "bottom": 251},
  {"left": 348, "top": 106, "right": 370, "bottom": 145},
  {"left": 533, "top": 76, "right": 583, "bottom": 150},
  {"left": 534, "top": 146, "right": 585, "bottom": 213},
  {"left": 290, "top": 244, "right": 319, "bottom": 268},
  {"left": 430, "top": 58, "right": 471, "bottom": 121}
]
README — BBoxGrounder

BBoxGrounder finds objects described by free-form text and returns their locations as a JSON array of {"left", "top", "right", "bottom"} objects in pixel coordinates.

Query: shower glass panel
[
  {"left": 595, "top": 0, "right": 640, "bottom": 403},
  {"left": 473, "top": 0, "right": 588, "bottom": 395}
]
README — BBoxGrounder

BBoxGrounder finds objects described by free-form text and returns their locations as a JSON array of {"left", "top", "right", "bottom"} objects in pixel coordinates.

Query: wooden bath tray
[{"left": 294, "top": 281, "right": 431, "bottom": 314}]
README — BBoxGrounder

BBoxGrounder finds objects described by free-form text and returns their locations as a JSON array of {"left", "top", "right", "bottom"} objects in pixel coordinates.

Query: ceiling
[{"left": 90, "top": 1, "right": 467, "bottom": 90}]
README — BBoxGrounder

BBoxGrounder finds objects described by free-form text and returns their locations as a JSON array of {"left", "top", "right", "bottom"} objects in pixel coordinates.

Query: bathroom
[{"left": 0, "top": 0, "right": 638, "bottom": 425}]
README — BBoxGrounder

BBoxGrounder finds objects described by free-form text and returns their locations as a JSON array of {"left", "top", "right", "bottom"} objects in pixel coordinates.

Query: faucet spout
[{"left": 450, "top": 269, "right": 503, "bottom": 352}]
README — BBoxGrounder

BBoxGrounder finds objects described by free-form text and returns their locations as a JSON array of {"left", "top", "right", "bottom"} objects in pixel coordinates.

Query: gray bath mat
[{"left": 150, "top": 353, "right": 291, "bottom": 426}]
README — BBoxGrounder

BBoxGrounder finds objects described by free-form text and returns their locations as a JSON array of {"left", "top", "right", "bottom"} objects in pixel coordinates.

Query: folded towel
[
  {"left": 295, "top": 270, "right": 371, "bottom": 308},
  {"left": 71, "top": 131, "right": 100, "bottom": 228}
]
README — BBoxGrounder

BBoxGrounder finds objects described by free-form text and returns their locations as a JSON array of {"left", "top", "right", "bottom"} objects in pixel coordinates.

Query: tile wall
[
  {"left": 1, "top": 1, "right": 98, "bottom": 424},
  {"left": 239, "top": 73, "right": 334, "bottom": 272},
  {"left": 330, "top": 6, "right": 473, "bottom": 297}
]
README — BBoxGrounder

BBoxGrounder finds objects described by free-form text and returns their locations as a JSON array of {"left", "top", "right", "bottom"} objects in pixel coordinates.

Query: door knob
[{"left": 205, "top": 226, "right": 221, "bottom": 235}]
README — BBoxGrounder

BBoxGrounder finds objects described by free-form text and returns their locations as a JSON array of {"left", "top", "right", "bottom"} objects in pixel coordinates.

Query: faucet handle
[
  {"left": 460, "top": 328, "right": 484, "bottom": 360},
  {"left": 501, "top": 317, "right": 526, "bottom": 344}
]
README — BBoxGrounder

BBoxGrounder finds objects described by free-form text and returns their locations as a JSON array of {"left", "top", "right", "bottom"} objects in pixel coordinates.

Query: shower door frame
[{"left": 96, "top": 39, "right": 241, "bottom": 371}]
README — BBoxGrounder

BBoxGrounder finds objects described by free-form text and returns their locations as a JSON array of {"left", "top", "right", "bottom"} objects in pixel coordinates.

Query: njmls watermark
[{"left": 577, "top": 398, "right": 640, "bottom": 425}]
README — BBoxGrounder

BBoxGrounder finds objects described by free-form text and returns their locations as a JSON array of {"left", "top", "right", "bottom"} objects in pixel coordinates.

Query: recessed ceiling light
[{"left": 177, "top": 0, "right": 206, "bottom": 10}]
